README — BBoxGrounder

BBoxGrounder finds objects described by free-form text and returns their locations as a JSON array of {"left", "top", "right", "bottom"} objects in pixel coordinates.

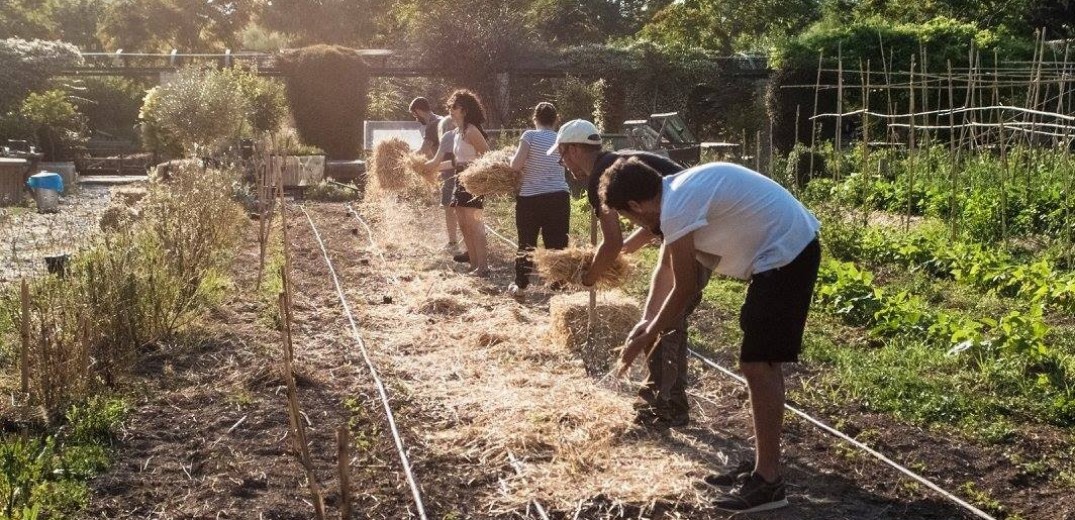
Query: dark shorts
[
  {"left": 439, "top": 170, "right": 455, "bottom": 207},
  {"left": 450, "top": 165, "right": 484, "bottom": 209},
  {"left": 740, "top": 238, "right": 821, "bottom": 363}
]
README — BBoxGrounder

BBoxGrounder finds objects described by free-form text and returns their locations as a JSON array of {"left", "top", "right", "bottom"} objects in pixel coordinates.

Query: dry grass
[
  {"left": 549, "top": 290, "right": 640, "bottom": 374},
  {"left": 391, "top": 300, "right": 705, "bottom": 511},
  {"left": 403, "top": 152, "right": 438, "bottom": 185},
  {"left": 334, "top": 196, "right": 712, "bottom": 514},
  {"left": 532, "top": 246, "right": 634, "bottom": 289},
  {"left": 458, "top": 147, "right": 518, "bottom": 197},
  {"left": 98, "top": 203, "right": 138, "bottom": 232},
  {"left": 368, "top": 138, "right": 411, "bottom": 191}
]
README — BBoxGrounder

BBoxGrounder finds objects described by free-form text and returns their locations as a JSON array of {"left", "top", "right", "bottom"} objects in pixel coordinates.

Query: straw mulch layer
[
  {"left": 368, "top": 138, "right": 411, "bottom": 191},
  {"left": 532, "top": 246, "right": 635, "bottom": 290},
  {"left": 549, "top": 290, "right": 640, "bottom": 374},
  {"left": 458, "top": 147, "right": 518, "bottom": 197}
]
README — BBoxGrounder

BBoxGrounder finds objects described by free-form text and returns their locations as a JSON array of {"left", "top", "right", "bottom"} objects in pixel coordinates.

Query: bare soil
[{"left": 81, "top": 197, "right": 1075, "bottom": 519}]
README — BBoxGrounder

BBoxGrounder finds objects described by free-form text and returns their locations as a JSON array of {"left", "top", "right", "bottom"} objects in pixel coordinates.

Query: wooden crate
[{"left": 0, "top": 158, "right": 29, "bottom": 205}]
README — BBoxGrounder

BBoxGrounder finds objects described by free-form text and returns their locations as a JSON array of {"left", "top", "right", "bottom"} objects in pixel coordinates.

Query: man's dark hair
[
  {"left": 533, "top": 102, "right": 557, "bottom": 127},
  {"left": 600, "top": 157, "right": 663, "bottom": 212},
  {"left": 409, "top": 97, "right": 431, "bottom": 113}
]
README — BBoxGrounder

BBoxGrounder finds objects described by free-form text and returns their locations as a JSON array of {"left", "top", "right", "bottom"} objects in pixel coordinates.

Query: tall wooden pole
[{"left": 20, "top": 279, "right": 30, "bottom": 394}]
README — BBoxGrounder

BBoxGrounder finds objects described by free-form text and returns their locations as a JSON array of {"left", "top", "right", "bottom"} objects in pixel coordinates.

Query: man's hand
[
  {"left": 617, "top": 329, "right": 657, "bottom": 378},
  {"left": 627, "top": 319, "right": 649, "bottom": 341}
]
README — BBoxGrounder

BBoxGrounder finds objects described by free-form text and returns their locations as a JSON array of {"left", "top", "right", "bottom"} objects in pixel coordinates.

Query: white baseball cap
[{"left": 547, "top": 119, "right": 602, "bottom": 155}]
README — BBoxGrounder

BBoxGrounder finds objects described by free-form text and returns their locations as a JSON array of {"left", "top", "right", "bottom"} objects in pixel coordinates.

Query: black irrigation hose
[
  {"left": 484, "top": 221, "right": 997, "bottom": 520},
  {"left": 299, "top": 204, "right": 429, "bottom": 520}
]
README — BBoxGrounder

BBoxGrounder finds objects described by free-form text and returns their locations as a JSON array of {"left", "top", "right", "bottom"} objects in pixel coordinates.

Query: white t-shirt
[{"left": 659, "top": 162, "right": 820, "bottom": 280}]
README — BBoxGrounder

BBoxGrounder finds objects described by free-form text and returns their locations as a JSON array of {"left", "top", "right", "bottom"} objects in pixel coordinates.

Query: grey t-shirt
[{"left": 424, "top": 114, "right": 443, "bottom": 152}]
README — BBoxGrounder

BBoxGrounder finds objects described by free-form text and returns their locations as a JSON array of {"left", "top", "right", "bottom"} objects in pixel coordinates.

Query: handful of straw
[
  {"left": 369, "top": 138, "right": 411, "bottom": 191},
  {"left": 532, "top": 246, "right": 634, "bottom": 289},
  {"left": 404, "top": 152, "right": 438, "bottom": 185},
  {"left": 458, "top": 147, "right": 518, "bottom": 197}
]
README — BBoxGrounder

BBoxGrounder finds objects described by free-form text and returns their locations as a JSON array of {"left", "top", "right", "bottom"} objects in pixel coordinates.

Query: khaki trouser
[{"left": 637, "top": 261, "right": 712, "bottom": 421}]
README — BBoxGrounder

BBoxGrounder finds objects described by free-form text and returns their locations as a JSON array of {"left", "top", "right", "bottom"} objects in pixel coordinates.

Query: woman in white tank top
[{"left": 445, "top": 89, "right": 491, "bottom": 276}]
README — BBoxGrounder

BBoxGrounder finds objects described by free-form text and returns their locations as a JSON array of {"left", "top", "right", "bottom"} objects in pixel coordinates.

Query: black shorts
[
  {"left": 739, "top": 238, "right": 821, "bottom": 363},
  {"left": 450, "top": 165, "right": 483, "bottom": 209}
]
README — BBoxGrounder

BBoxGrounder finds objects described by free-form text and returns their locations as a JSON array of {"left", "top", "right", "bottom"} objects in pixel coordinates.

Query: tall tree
[
  {"left": 258, "top": 0, "right": 393, "bottom": 47},
  {"left": 99, "top": 0, "right": 253, "bottom": 51},
  {"left": 639, "top": 0, "right": 821, "bottom": 53}
]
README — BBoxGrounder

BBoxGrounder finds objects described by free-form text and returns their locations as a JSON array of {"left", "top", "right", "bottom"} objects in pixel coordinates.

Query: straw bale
[
  {"left": 113, "top": 186, "right": 147, "bottom": 206},
  {"left": 368, "top": 138, "right": 411, "bottom": 191},
  {"left": 98, "top": 203, "right": 139, "bottom": 232},
  {"left": 403, "top": 151, "right": 438, "bottom": 184},
  {"left": 458, "top": 147, "right": 518, "bottom": 197},
  {"left": 532, "top": 246, "right": 634, "bottom": 289},
  {"left": 548, "top": 290, "right": 640, "bottom": 374}
]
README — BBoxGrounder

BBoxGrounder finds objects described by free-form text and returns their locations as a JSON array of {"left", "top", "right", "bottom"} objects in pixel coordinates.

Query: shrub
[
  {"left": 276, "top": 45, "right": 370, "bottom": 160},
  {"left": 138, "top": 68, "right": 250, "bottom": 156},
  {"left": 1, "top": 165, "right": 244, "bottom": 411},
  {"left": 76, "top": 77, "right": 150, "bottom": 141},
  {"left": 19, "top": 89, "right": 87, "bottom": 161}
]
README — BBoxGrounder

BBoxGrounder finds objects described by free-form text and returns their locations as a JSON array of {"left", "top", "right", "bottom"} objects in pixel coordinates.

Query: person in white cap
[{"left": 548, "top": 119, "right": 699, "bottom": 428}]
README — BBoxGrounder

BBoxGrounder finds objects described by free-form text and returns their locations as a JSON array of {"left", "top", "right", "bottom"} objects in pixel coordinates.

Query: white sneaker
[{"left": 507, "top": 283, "right": 526, "bottom": 299}]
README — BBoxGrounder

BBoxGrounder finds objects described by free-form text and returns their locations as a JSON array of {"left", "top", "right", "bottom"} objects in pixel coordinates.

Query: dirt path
[
  {"left": 0, "top": 186, "right": 112, "bottom": 283},
  {"left": 85, "top": 195, "right": 1061, "bottom": 519}
]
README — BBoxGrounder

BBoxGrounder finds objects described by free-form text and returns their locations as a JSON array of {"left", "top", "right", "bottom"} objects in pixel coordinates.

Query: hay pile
[
  {"left": 368, "top": 138, "right": 411, "bottom": 191},
  {"left": 403, "top": 151, "right": 438, "bottom": 185},
  {"left": 532, "top": 246, "right": 634, "bottom": 289},
  {"left": 99, "top": 185, "right": 147, "bottom": 231},
  {"left": 549, "top": 290, "right": 640, "bottom": 374},
  {"left": 458, "top": 147, "right": 518, "bottom": 196}
]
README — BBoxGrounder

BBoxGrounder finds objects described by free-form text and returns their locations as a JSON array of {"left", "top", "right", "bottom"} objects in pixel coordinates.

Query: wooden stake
[
  {"left": 20, "top": 279, "right": 29, "bottom": 394},
  {"left": 947, "top": 59, "right": 960, "bottom": 238},
  {"left": 587, "top": 214, "right": 597, "bottom": 349},
  {"left": 754, "top": 130, "right": 761, "bottom": 172},
  {"left": 835, "top": 43, "right": 844, "bottom": 180},
  {"left": 907, "top": 54, "right": 917, "bottom": 232},
  {"left": 279, "top": 292, "right": 326, "bottom": 520},
  {"left": 809, "top": 51, "right": 824, "bottom": 179},
  {"left": 337, "top": 426, "right": 352, "bottom": 520},
  {"left": 860, "top": 59, "right": 871, "bottom": 228}
]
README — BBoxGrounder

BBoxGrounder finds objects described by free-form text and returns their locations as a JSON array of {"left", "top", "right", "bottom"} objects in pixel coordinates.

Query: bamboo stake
[
  {"left": 859, "top": 59, "right": 871, "bottom": 228},
  {"left": 836, "top": 43, "right": 844, "bottom": 180},
  {"left": 878, "top": 32, "right": 896, "bottom": 142},
  {"left": 337, "top": 426, "right": 352, "bottom": 520},
  {"left": 947, "top": 59, "right": 960, "bottom": 239},
  {"left": 958, "top": 41, "right": 974, "bottom": 152},
  {"left": 809, "top": 51, "right": 824, "bottom": 178},
  {"left": 920, "top": 43, "right": 930, "bottom": 146},
  {"left": 768, "top": 119, "right": 774, "bottom": 176},
  {"left": 587, "top": 214, "right": 597, "bottom": 350},
  {"left": 20, "top": 279, "right": 29, "bottom": 394},
  {"left": 755, "top": 130, "right": 761, "bottom": 172},
  {"left": 999, "top": 119, "right": 1009, "bottom": 241},
  {"left": 794, "top": 104, "right": 801, "bottom": 149},
  {"left": 907, "top": 54, "right": 917, "bottom": 232},
  {"left": 279, "top": 291, "right": 326, "bottom": 520}
]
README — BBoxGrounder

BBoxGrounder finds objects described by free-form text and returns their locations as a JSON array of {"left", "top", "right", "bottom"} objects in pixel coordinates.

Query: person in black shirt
[{"left": 547, "top": 119, "right": 704, "bottom": 428}]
